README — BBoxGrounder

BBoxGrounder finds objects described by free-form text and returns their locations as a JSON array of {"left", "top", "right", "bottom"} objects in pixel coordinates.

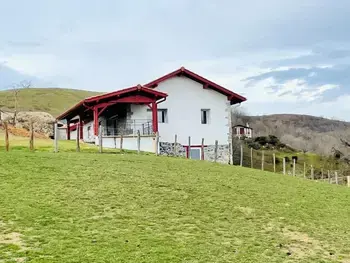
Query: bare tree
[{"left": 11, "top": 80, "right": 31, "bottom": 124}]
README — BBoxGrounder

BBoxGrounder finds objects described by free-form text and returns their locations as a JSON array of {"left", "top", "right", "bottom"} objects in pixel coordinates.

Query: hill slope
[
  {"left": 0, "top": 88, "right": 100, "bottom": 117},
  {"left": 0, "top": 150, "right": 349, "bottom": 262},
  {"left": 242, "top": 114, "right": 350, "bottom": 156}
]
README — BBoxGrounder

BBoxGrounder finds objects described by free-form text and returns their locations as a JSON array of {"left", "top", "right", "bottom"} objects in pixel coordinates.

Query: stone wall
[
  {"left": 159, "top": 141, "right": 230, "bottom": 164},
  {"left": 159, "top": 142, "right": 186, "bottom": 157},
  {"left": 204, "top": 144, "right": 230, "bottom": 164}
]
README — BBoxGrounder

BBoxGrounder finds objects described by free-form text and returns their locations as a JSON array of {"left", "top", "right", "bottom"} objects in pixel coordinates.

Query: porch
[{"left": 56, "top": 85, "right": 168, "bottom": 152}]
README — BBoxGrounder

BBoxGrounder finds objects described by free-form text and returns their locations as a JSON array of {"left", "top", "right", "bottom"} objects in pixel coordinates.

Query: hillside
[
  {"left": 240, "top": 114, "right": 350, "bottom": 157},
  {"left": 0, "top": 88, "right": 100, "bottom": 117},
  {"left": 0, "top": 148, "right": 349, "bottom": 262}
]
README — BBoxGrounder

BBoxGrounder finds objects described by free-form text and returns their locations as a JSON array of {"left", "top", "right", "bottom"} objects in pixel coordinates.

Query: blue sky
[{"left": 1, "top": 0, "right": 350, "bottom": 120}]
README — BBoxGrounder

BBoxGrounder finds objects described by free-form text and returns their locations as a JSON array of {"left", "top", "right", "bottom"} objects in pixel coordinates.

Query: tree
[{"left": 10, "top": 80, "right": 31, "bottom": 124}]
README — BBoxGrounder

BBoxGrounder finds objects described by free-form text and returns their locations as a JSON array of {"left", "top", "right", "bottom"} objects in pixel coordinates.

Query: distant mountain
[
  {"left": 0, "top": 65, "right": 54, "bottom": 90},
  {"left": 243, "top": 114, "right": 350, "bottom": 156},
  {"left": 0, "top": 88, "right": 100, "bottom": 117}
]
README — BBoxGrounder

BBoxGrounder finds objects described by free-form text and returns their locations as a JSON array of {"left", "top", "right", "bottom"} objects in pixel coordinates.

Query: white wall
[
  {"left": 96, "top": 136, "right": 157, "bottom": 152},
  {"left": 132, "top": 76, "right": 230, "bottom": 145}
]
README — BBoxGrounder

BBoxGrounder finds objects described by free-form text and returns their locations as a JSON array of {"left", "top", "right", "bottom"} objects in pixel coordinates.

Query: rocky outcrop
[{"left": 1, "top": 111, "right": 55, "bottom": 137}]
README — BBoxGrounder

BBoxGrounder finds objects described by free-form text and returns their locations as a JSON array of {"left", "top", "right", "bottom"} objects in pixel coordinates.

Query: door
[{"left": 189, "top": 148, "right": 201, "bottom": 160}]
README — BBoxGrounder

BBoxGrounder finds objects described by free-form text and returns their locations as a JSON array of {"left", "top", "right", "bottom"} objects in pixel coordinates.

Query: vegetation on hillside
[
  {"left": 0, "top": 144, "right": 349, "bottom": 262},
  {"left": 0, "top": 88, "right": 100, "bottom": 117}
]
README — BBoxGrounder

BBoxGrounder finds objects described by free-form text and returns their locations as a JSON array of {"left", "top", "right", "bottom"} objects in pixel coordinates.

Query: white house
[
  {"left": 233, "top": 124, "right": 253, "bottom": 139},
  {"left": 57, "top": 67, "right": 247, "bottom": 158}
]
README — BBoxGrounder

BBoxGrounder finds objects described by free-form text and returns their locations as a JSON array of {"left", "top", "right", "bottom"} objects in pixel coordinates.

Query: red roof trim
[
  {"left": 57, "top": 85, "right": 168, "bottom": 120},
  {"left": 144, "top": 67, "right": 247, "bottom": 104}
]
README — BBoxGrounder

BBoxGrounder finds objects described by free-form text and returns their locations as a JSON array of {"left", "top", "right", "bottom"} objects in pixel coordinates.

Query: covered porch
[{"left": 57, "top": 85, "right": 168, "bottom": 147}]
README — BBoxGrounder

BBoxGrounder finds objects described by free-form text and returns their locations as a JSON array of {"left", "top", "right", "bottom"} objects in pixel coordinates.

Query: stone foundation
[
  {"left": 159, "top": 142, "right": 186, "bottom": 157},
  {"left": 159, "top": 141, "right": 230, "bottom": 164}
]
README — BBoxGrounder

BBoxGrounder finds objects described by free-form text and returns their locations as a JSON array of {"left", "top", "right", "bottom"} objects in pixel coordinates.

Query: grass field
[
  {"left": 0, "top": 138, "right": 349, "bottom": 262},
  {"left": 0, "top": 88, "right": 100, "bottom": 117}
]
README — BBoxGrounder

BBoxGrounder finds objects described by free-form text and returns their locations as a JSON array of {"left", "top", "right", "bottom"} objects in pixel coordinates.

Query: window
[
  {"left": 201, "top": 109, "right": 210, "bottom": 124},
  {"left": 147, "top": 109, "right": 168, "bottom": 123}
]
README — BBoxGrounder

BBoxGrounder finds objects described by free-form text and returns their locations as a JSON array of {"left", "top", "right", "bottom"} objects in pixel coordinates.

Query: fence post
[
  {"left": 283, "top": 158, "right": 286, "bottom": 175},
  {"left": 4, "top": 122, "right": 9, "bottom": 152},
  {"left": 137, "top": 130, "right": 141, "bottom": 154},
  {"left": 347, "top": 176, "right": 350, "bottom": 187},
  {"left": 98, "top": 125, "right": 103, "bottom": 153},
  {"left": 120, "top": 134, "right": 124, "bottom": 152},
  {"left": 240, "top": 144, "right": 243, "bottom": 167},
  {"left": 328, "top": 170, "right": 331, "bottom": 183},
  {"left": 335, "top": 171, "right": 338, "bottom": 185},
  {"left": 321, "top": 168, "right": 324, "bottom": 180},
  {"left": 201, "top": 138, "right": 205, "bottom": 160},
  {"left": 155, "top": 132, "right": 159, "bottom": 156},
  {"left": 76, "top": 123, "right": 80, "bottom": 152},
  {"left": 250, "top": 147, "right": 253, "bottom": 168},
  {"left": 29, "top": 121, "right": 34, "bottom": 151},
  {"left": 54, "top": 122, "right": 58, "bottom": 153},
  {"left": 214, "top": 140, "right": 218, "bottom": 163},
  {"left": 311, "top": 165, "right": 314, "bottom": 180},
  {"left": 303, "top": 162, "right": 306, "bottom": 178},
  {"left": 174, "top": 134, "right": 177, "bottom": 156},
  {"left": 261, "top": 150, "right": 264, "bottom": 171},
  {"left": 188, "top": 136, "right": 191, "bottom": 159},
  {"left": 292, "top": 159, "right": 296, "bottom": 176},
  {"left": 273, "top": 153, "right": 276, "bottom": 173}
]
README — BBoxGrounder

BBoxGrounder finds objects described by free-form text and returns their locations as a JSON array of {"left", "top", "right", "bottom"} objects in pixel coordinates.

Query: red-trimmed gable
[
  {"left": 57, "top": 85, "right": 167, "bottom": 120},
  {"left": 144, "top": 67, "right": 247, "bottom": 105}
]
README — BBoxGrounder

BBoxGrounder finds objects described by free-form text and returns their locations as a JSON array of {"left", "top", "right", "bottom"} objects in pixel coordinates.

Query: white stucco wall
[
  {"left": 96, "top": 136, "right": 157, "bottom": 152},
  {"left": 132, "top": 76, "right": 230, "bottom": 145}
]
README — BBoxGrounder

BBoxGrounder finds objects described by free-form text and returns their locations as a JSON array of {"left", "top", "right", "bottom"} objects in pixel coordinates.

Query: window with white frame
[
  {"left": 201, "top": 109, "right": 210, "bottom": 124},
  {"left": 147, "top": 109, "right": 168, "bottom": 123}
]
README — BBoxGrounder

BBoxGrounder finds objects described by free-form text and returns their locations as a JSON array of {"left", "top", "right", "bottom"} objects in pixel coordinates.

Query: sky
[{"left": 1, "top": 0, "right": 350, "bottom": 120}]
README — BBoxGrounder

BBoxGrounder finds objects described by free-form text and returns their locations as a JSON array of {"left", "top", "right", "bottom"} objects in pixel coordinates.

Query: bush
[{"left": 268, "top": 135, "right": 279, "bottom": 145}]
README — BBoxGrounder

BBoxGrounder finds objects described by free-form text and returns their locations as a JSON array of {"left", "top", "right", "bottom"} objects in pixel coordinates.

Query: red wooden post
[
  {"left": 66, "top": 120, "right": 71, "bottom": 140},
  {"left": 93, "top": 107, "right": 99, "bottom": 136},
  {"left": 152, "top": 101, "right": 158, "bottom": 133}
]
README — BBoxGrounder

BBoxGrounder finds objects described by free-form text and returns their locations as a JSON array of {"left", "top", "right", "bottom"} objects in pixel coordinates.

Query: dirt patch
[
  {"left": 235, "top": 206, "right": 254, "bottom": 216},
  {"left": 0, "top": 232, "right": 24, "bottom": 247}
]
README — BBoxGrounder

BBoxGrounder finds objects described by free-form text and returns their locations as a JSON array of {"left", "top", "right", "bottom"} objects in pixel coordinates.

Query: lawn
[{"left": 0, "top": 143, "right": 349, "bottom": 262}]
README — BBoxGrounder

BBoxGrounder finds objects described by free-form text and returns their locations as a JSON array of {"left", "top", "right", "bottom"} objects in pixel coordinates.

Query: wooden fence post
[
  {"left": 120, "top": 134, "right": 124, "bottom": 152},
  {"left": 4, "top": 122, "right": 9, "bottom": 152},
  {"left": 261, "top": 150, "right": 264, "bottom": 171},
  {"left": 273, "top": 153, "right": 276, "bottom": 173},
  {"left": 321, "top": 168, "right": 324, "bottom": 180},
  {"left": 188, "top": 136, "right": 191, "bottom": 159},
  {"left": 292, "top": 159, "right": 296, "bottom": 176},
  {"left": 174, "top": 134, "right": 177, "bottom": 156},
  {"left": 347, "top": 176, "right": 350, "bottom": 187},
  {"left": 29, "top": 121, "right": 34, "bottom": 151},
  {"left": 201, "top": 138, "right": 205, "bottom": 160},
  {"left": 98, "top": 125, "right": 103, "bottom": 153},
  {"left": 155, "top": 132, "right": 159, "bottom": 156},
  {"left": 311, "top": 165, "right": 314, "bottom": 180},
  {"left": 54, "top": 122, "right": 58, "bottom": 153},
  {"left": 214, "top": 140, "right": 218, "bottom": 163},
  {"left": 250, "top": 148, "right": 253, "bottom": 168},
  {"left": 240, "top": 144, "right": 243, "bottom": 167},
  {"left": 76, "top": 123, "right": 80, "bottom": 152},
  {"left": 283, "top": 158, "right": 286, "bottom": 175},
  {"left": 137, "top": 130, "right": 141, "bottom": 154},
  {"left": 303, "top": 162, "right": 306, "bottom": 178},
  {"left": 328, "top": 170, "right": 331, "bottom": 183},
  {"left": 335, "top": 171, "right": 338, "bottom": 185}
]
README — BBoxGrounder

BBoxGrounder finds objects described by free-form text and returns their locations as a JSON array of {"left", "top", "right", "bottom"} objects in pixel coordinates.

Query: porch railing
[{"left": 103, "top": 119, "right": 153, "bottom": 136}]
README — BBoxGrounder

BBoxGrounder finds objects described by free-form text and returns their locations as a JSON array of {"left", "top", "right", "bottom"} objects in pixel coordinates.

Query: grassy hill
[
  {"left": 0, "top": 88, "right": 100, "bottom": 117},
  {"left": 0, "top": 137, "right": 349, "bottom": 262}
]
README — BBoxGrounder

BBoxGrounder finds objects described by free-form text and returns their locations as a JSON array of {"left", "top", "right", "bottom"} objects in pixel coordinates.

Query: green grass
[
  {"left": 0, "top": 88, "right": 100, "bottom": 117},
  {"left": 0, "top": 141, "right": 349, "bottom": 262}
]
